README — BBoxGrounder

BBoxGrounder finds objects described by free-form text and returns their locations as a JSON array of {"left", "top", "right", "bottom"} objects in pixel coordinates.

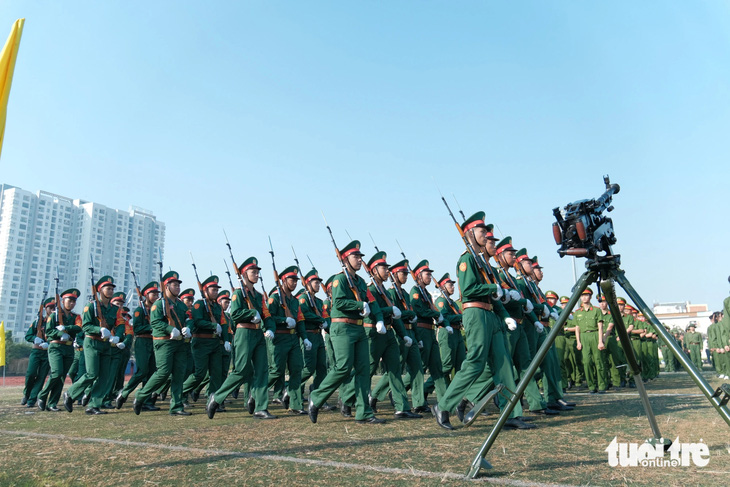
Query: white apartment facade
[{"left": 0, "top": 184, "right": 165, "bottom": 341}]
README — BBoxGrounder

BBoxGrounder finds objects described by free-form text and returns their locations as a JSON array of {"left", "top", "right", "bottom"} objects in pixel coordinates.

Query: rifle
[
  {"left": 223, "top": 260, "right": 236, "bottom": 292},
  {"left": 437, "top": 190, "right": 499, "bottom": 288},
  {"left": 396, "top": 241, "right": 439, "bottom": 313},
  {"left": 127, "top": 260, "right": 148, "bottom": 317},
  {"left": 268, "top": 237, "right": 293, "bottom": 318},
  {"left": 432, "top": 275, "right": 461, "bottom": 315},
  {"left": 190, "top": 252, "right": 220, "bottom": 330},
  {"left": 292, "top": 246, "right": 321, "bottom": 317},
  {"left": 321, "top": 212, "right": 361, "bottom": 301},
  {"left": 89, "top": 254, "right": 109, "bottom": 332},
  {"left": 361, "top": 234, "right": 393, "bottom": 308},
  {"left": 223, "top": 228, "right": 255, "bottom": 309},
  {"left": 55, "top": 265, "right": 64, "bottom": 323},
  {"left": 36, "top": 280, "right": 51, "bottom": 340},
  {"left": 156, "top": 247, "right": 168, "bottom": 320},
  {"left": 370, "top": 234, "right": 410, "bottom": 311}
]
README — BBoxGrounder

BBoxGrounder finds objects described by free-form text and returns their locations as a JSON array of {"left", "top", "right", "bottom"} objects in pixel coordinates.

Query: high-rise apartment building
[{"left": 0, "top": 184, "right": 165, "bottom": 341}]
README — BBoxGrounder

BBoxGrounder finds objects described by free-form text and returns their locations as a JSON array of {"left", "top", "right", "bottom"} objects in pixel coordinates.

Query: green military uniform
[
  {"left": 104, "top": 294, "right": 133, "bottom": 407},
  {"left": 410, "top": 259, "right": 448, "bottom": 401},
  {"left": 309, "top": 240, "right": 384, "bottom": 423},
  {"left": 685, "top": 326, "right": 703, "bottom": 370},
  {"left": 182, "top": 276, "right": 227, "bottom": 401},
  {"left": 434, "top": 273, "right": 466, "bottom": 384},
  {"left": 546, "top": 292, "right": 569, "bottom": 388},
  {"left": 297, "top": 270, "right": 329, "bottom": 399},
  {"left": 371, "top": 260, "right": 427, "bottom": 411},
  {"left": 64, "top": 276, "right": 126, "bottom": 413},
  {"left": 207, "top": 257, "right": 276, "bottom": 418},
  {"left": 132, "top": 271, "right": 193, "bottom": 415},
  {"left": 67, "top": 331, "right": 86, "bottom": 386},
  {"left": 38, "top": 290, "right": 82, "bottom": 410},
  {"left": 574, "top": 289, "right": 607, "bottom": 393},
  {"left": 660, "top": 325, "right": 676, "bottom": 372},
  {"left": 717, "top": 298, "right": 730, "bottom": 377},
  {"left": 116, "top": 282, "right": 159, "bottom": 408},
  {"left": 562, "top": 296, "right": 584, "bottom": 387},
  {"left": 219, "top": 290, "right": 233, "bottom": 383},
  {"left": 435, "top": 213, "right": 524, "bottom": 428},
  {"left": 266, "top": 265, "right": 309, "bottom": 413},
  {"left": 322, "top": 279, "right": 336, "bottom": 372},
  {"left": 22, "top": 299, "right": 54, "bottom": 406},
  {"left": 597, "top": 298, "right": 626, "bottom": 387}
]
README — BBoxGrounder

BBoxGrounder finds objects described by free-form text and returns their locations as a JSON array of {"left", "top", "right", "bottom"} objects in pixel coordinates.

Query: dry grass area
[{"left": 1, "top": 370, "right": 729, "bottom": 486}]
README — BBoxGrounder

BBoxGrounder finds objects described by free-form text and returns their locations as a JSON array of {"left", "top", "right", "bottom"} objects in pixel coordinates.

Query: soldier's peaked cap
[
  {"left": 61, "top": 288, "right": 81, "bottom": 300},
  {"left": 495, "top": 237, "right": 515, "bottom": 255},
  {"left": 202, "top": 275, "right": 221, "bottom": 289},
  {"left": 462, "top": 211, "right": 488, "bottom": 232},
  {"left": 162, "top": 271, "right": 182, "bottom": 286},
  {"left": 239, "top": 257, "right": 261, "bottom": 274},
  {"left": 280, "top": 266, "right": 299, "bottom": 281},
  {"left": 367, "top": 251, "right": 388, "bottom": 271},
  {"left": 389, "top": 259, "right": 408, "bottom": 273},
  {"left": 142, "top": 282, "right": 159, "bottom": 295},
  {"left": 414, "top": 260, "right": 432, "bottom": 275},
  {"left": 96, "top": 275, "right": 116, "bottom": 290},
  {"left": 341, "top": 240, "right": 364, "bottom": 258}
]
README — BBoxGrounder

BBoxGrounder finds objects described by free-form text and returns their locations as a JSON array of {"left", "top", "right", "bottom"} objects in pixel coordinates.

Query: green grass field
[{"left": 1, "top": 371, "right": 729, "bottom": 486}]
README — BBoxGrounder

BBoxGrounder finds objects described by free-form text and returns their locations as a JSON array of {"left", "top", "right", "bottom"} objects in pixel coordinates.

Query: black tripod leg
[
  {"left": 601, "top": 278, "right": 668, "bottom": 447},
  {"left": 466, "top": 270, "right": 596, "bottom": 479},
  {"left": 614, "top": 270, "right": 730, "bottom": 427}
]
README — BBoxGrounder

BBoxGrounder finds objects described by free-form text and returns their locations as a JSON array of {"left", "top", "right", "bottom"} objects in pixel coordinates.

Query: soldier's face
[
  {"left": 471, "top": 227, "right": 488, "bottom": 247},
  {"left": 396, "top": 271, "right": 408, "bottom": 285},
  {"left": 502, "top": 250, "right": 516, "bottom": 266},
  {"left": 100, "top": 285, "right": 115, "bottom": 299},
  {"left": 599, "top": 301, "right": 608, "bottom": 311},
  {"left": 346, "top": 254, "right": 363, "bottom": 270},
  {"left": 64, "top": 297, "right": 76, "bottom": 311},
  {"left": 444, "top": 282, "right": 455, "bottom": 294},
  {"left": 182, "top": 297, "right": 193, "bottom": 307},
  {"left": 220, "top": 298, "right": 230, "bottom": 310},
  {"left": 167, "top": 281, "right": 181, "bottom": 297},
  {"left": 420, "top": 271, "right": 432, "bottom": 285},
  {"left": 580, "top": 295, "right": 591, "bottom": 305},
  {"left": 485, "top": 239, "right": 496, "bottom": 256},
  {"left": 146, "top": 290, "right": 159, "bottom": 303},
  {"left": 533, "top": 268, "right": 543, "bottom": 281},
  {"left": 310, "top": 280, "right": 321, "bottom": 293},
  {"left": 206, "top": 286, "right": 220, "bottom": 301},
  {"left": 246, "top": 268, "right": 259, "bottom": 284},
  {"left": 285, "top": 277, "right": 298, "bottom": 292},
  {"left": 520, "top": 260, "right": 532, "bottom": 274},
  {"left": 374, "top": 264, "right": 389, "bottom": 281}
]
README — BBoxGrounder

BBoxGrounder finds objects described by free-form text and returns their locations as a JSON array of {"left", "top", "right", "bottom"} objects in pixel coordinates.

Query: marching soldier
[
  {"left": 21, "top": 298, "right": 54, "bottom": 407},
  {"left": 433, "top": 273, "right": 465, "bottom": 387},
  {"left": 297, "top": 269, "right": 329, "bottom": 402},
  {"left": 63, "top": 276, "right": 125, "bottom": 414},
  {"left": 181, "top": 276, "right": 227, "bottom": 407},
  {"left": 132, "top": 271, "right": 193, "bottom": 416},
  {"left": 266, "top": 265, "right": 311, "bottom": 414},
  {"left": 38, "top": 290, "right": 82, "bottom": 411},
  {"left": 433, "top": 212, "right": 532, "bottom": 430},
  {"left": 308, "top": 240, "right": 386, "bottom": 424},
  {"left": 207, "top": 257, "right": 277, "bottom": 419},
  {"left": 103, "top": 292, "right": 132, "bottom": 408},
  {"left": 410, "top": 259, "right": 449, "bottom": 402},
  {"left": 574, "top": 288, "right": 607, "bottom": 394},
  {"left": 115, "top": 281, "right": 160, "bottom": 410}
]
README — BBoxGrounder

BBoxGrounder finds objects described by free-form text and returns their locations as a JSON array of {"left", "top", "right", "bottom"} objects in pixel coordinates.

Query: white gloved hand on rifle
[
  {"left": 34, "top": 336, "right": 44, "bottom": 346},
  {"left": 360, "top": 302, "right": 371, "bottom": 318},
  {"left": 251, "top": 310, "right": 261, "bottom": 324},
  {"left": 493, "top": 285, "right": 504, "bottom": 300},
  {"left": 181, "top": 327, "right": 192, "bottom": 339},
  {"left": 509, "top": 290, "right": 521, "bottom": 302},
  {"left": 437, "top": 313, "right": 444, "bottom": 324},
  {"left": 524, "top": 300, "right": 534, "bottom": 313},
  {"left": 505, "top": 318, "right": 517, "bottom": 331},
  {"left": 534, "top": 321, "right": 544, "bottom": 333},
  {"left": 109, "top": 336, "right": 120, "bottom": 345},
  {"left": 264, "top": 330, "right": 274, "bottom": 340},
  {"left": 542, "top": 306, "right": 550, "bottom": 319},
  {"left": 392, "top": 306, "right": 402, "bottom": 319},
  {"left": 224, "top": 341, "right": 231, "bottom": 352},
  {"left": 170, "top": 328, "right": 181, "bottom": 340},
  {"left": 215, "top": 324, "right": 222, "bottom": 336},
  {"left": 376, "top": 321, "right": 387, "bottom": 334},
  {"left": 303, "top": 338, "right": 313, "bottom": 351},
  {"left": 116, "top": 342, "right": 126, "bottom": 350},
  {"left": 61, "top": 333, "right": 70, "bottom": 341},
  {"left": 550, "top": 311, "right": 559, "bottom": 321},
  {"left": 100, "top": 328, "right": 111, "bottom": 340},
  {"left": 286, "top": 317, "right": 296, "bottom": 329},
  {"left": 445, "top": 325, "right": 454, "bottom": 335},
  {"left": 56, "top": 325, "right": 66, "bottom": 332}
]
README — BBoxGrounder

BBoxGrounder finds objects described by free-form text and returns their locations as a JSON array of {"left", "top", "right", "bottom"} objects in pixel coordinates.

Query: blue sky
[{"left": 1, "top": 2, "right": 728, "bottom": 312}]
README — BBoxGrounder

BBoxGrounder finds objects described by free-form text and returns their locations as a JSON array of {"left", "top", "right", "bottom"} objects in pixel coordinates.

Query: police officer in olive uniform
[
  {"left": 207, "top": 257, "right": 277, "bottom": 420},
  {"left": 685, "top": 323, "right": 703, "bottom": 370},
  {"left": 115, "top": 281, "right": 160, "bottom": 410},
  {"left": 38, "top": 289, "right": 82, "bottom": 411},
  {"left": 63, "top": 276, "right": 126, "bottom": 414},
  {"left": 132, "top": 271, "right": 193, "bottom": 416},
  {"left": 22, "top": 298, "right": 55, "bottom": 407},
  {"left": 308, "top": 240, "right": 386, "bottom": 424},
  {"left": 574, "top": 288, "right": 607, "bottom": 393}
]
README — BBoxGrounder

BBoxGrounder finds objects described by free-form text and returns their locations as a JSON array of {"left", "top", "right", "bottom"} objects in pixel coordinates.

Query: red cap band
[
  {"left": 390, "top": 265, "right": 407, "bottom": 274},
  {"left": 496, "top": 243, "right": 513, "bottom": 255},
  {"left": 203, "top": 281, "right": 219, "bottom": 289},
  {"left": 369, "top": 258, "right": 386, "bottom": 271},
  {"left": 464, "top": 219, "right": 485, "bottom": 232},
  {"left": 415, "top": 265, "right": 429, "bottom": 275},
  {"left": 341, "top": 248, "right": 361, "bottom": 258},
  {"left": 97, "top": 280, "right": 113, "bottom": 290},
  {"left": 280, "top": 271, "right": 298, "bottom": 281},
  {"left": 61, "top": 292, "right": 77, "bottom": 299},
  {"left": 143, "top": 287, "right": 159, "bottom": 296}
]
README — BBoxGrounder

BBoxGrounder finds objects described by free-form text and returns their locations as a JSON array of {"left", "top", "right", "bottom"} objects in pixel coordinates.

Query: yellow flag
[
  {"left": 0, "top": 321, "right": 6, "bottom": 367},
  {"left": 0, "top": 18, "right": 25, "bottom": 160}
]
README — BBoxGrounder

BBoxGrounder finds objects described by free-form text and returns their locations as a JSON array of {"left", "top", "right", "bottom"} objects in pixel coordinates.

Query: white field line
[{"left": 0, "top": 429, "right": 576, "bottom": 487}]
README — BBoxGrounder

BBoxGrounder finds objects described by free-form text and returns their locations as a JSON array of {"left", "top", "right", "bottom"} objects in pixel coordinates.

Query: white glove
[
  {"left": 34, "top": 336, "right": 44, "bottom": 345},
  {"left": 403, "top": 335, "right": 413, "bottom": 347},
  {"left": 534, "top": 321, "right": 544, "bottom": 333},
  {"left": 418, "top": 340, "right": 424, "bottom": 349},
  {"left": 409, "top": 316, "right": 417, "bottom": 324},
  {"left": 264, "top": 330, "right": 274, "bottom": 340},
  {"left": 376, "top": 321, "right": 387, "bottom": 334},
  {"left": 170, "top": 328, "right": 181, "bottom": 340},
  {"left": 322, "top": 321, "right": 329, "bottom": 330},
  {"left": 61, "top": 333, "right": 70, "bottom": 341},
  {"left": 224, "top": 341, "right": 231, "bottom": 352},
  {"left": 116, "top": 342, "right": 126, "bottom": 350},
  {"left": 286, "top": 317, "right": 297, "bottom": 329},
  {"left": 509, "top": 290, "right": 521, "bottom": 302},
  {"left": 505, "top": 318, "right": 517, "bottom": 331},
  {"left": 445, "top": 325, "right": 454, "bottom": 334},
  {"left": 40, "top": 342, "right": 49, "bottom": 350},
  {"left": 493, "top": 285, "right": 504, "bottom": 300},
  {"left": 251, "top": 310, "right": 262, "bottom": 324},
  {"left": 109, "top": 336, "right": 120, "bottom": 345},
  {"left": 550, "top": 311, "right": 560, "bottom": 321},
  {"left": 215, "top": 324, "right": 222, "bottom": 336},
  {"left": 181, "top": 327, "right": 192, "bottom": 339},
  {"left": 100, "top": 328, "right": 111, "bottom": 340},
  {"left": 501, "top": 290, "right": 511, "bottom": 304},
  {"left": 392, "top": 306, "right": 402, "bottom": 319},
  {"left": 437, "top": 313, "right": 444, "bottom": 324},
  {"left": 360, "top": 302, "right": 371, "bottom": 318},
  {"left": 541, "top": 306, "right": 550, "bottom": 319},
  {"left": 73, "top": 341, "right": 81, "bottom": 350},
  {"left": 524, "top": 300, "right": 534, "bottom": 313},
  {"left": 56, "top": 325, "right": 66, "bottom": 332},
  {"left": 303, "top": 338, "right": 313, "bottom": 351}
]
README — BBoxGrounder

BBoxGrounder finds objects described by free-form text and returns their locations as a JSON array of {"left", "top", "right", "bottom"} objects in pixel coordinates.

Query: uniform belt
[
  {"left": 32, "top": 344, "right": 45, "bottom": 349},
  {"left": 153, "top": 336, "right": 171, "bottom": 340},
  {"left": 403, "top": 324, "right": 413, "bottom": 330},
  {"left": 87, "top": 335, "right": 106, "bottom": 341},
  {"left": 306, "top": 329, "right": 321, "bottom": 333},
  {"left": 275, "top": 329, "right": 297, "bottom": 334},
  {"left": 364, "top": 323, "right": 390, "bottom": 329},
  {"left": 135, "top": 334, "right": 153, "bottom": 339},
  {"left": 236, "top": 323, "right": 259, "bottom": 330},
  {"left": 331, "top": 318, "right": 363, "bottom": 326},
  {"left": 417, "top": 322, "right": 434, "bottom": 330},
  {"left": 462, "top": 302, "right": 493, "bottom": 311},
  {"left": 192, "top": 333, "right": 218, "bottom": 339}
]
